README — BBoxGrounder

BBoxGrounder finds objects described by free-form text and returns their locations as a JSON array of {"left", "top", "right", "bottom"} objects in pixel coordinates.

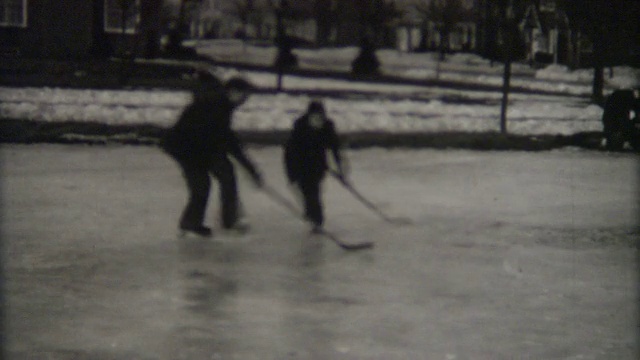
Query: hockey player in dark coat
[
  {"left": 284, "top": 100, "right": 345, "bottom": 233},
  {"left": 601, "top": 88, "right": 640, "bottom": 150},
  {"left": 161, "top": 72, "right": 263, "bottom": 237}
]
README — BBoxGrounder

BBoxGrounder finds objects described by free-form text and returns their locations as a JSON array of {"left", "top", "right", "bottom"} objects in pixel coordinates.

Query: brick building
[{"left": 0, "top": 0, "right": 162, "bottom": 59}]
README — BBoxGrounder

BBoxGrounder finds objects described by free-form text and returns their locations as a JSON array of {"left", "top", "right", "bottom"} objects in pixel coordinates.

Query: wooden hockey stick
[
  {"left": 260, "top": 184, "right": 374, "bottom": 251},
  {"left": 329, "top": 171, "right": 412, "bottom": 225}
]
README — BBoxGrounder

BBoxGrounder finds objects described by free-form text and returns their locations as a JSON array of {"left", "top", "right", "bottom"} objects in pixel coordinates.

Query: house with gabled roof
[
  {"left": 395, "top": 1, "right": 476, "bottom": 53},
  {"left": 520, "top": 1, "right": 572, "bottom": 65}
]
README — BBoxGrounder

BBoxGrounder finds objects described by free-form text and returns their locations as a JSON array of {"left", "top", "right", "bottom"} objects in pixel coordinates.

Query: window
[
  {"left": 104, "top": 0, "right": 139, "bottom": 33},
  {"left": 0, "top": 0, "right": 27, "bottom": 27}
]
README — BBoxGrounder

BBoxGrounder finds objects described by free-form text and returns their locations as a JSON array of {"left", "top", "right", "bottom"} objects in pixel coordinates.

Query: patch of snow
[
  {"left": 0, "top": 84, "right": 602, "bottom": 135},
  {"left": 4, "top": 41, "right": 635, "bottom": 135}
]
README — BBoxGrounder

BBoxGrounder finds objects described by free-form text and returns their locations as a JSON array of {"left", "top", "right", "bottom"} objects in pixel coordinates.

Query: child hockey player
[
  {"left": 161, "top": 71, "right": 263, "bottom": 237},
  {"left": 284, "top": 100, "right": 346, "bottom": 233}
]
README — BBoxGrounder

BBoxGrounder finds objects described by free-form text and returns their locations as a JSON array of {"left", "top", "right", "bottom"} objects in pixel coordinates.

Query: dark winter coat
[
  {"left": 284, "top": 114, "right": 341, "bottom": 183},
  {"left": 602, "top": 89, "right": 640, "bottom": 134},
  {"left": 161, "top": 95, "right": 258, "bottom": 176}
]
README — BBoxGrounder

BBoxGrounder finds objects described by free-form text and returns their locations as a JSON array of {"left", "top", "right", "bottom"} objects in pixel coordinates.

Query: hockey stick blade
[
  {"left": 329, "top": 171, "right": 413, "bottom": 226},
  {"left": 318, "top": 229, "right": 374, "bottom": 251},
  {"left": 261, "top": 184, "right": 303, "bottom": 219},
  {"left": 261, "top": 185, "right": 374, "bottom": 251}
]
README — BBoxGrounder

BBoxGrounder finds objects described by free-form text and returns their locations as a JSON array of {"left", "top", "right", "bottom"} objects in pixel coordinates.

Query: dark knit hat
[
  {"left": 307, "top": 100, "right": 325, "bottom": 114},
  {"left": 224, "top": 77, "right": 255, "bottom": 92},
  {"left": 194, "top": 69, "right": 223, "bottom": 88}
]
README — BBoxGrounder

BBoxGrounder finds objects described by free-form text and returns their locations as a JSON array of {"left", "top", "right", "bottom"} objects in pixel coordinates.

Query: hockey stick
[
  {"left": 315, "top": 228, "right": 373, "bottom": 251},
  {"left": 261, "top": 184, "right": 302, "bottom": 219},
  {"left": 329, "top": 171, "right": 412, "bottom": 225},
  {"left": 260, "top": 184, "right": 374, "bottom": 251}
]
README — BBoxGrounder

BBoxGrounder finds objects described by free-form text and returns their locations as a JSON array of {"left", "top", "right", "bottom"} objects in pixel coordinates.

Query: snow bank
[
  {"left": 196, "top": 40, "right": 638, "bottom": 92},
  {"left": 536, "top": 65, "right": 640, "bottom": 91},
  {"left": 0, "top": 85, "right": 602, "bottom": 136},
  {"left": 4, "top": 41, "right": 632, "bottom": 136},
  {"left": 0, "top": 87, "right": 189, "bottom": 127}
]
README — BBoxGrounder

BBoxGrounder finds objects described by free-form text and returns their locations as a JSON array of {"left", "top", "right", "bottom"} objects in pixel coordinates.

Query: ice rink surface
[{"left": 1, "top": 144, "right": 638, "bottom": 359}]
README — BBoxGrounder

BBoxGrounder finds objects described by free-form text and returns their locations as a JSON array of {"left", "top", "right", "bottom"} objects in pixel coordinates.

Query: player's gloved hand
[
  {"left": 287, "top": 172, "right": 299, "bottom": 186},
  {"left": 335, "top": 171, "right": 348, "bottom": 184}
]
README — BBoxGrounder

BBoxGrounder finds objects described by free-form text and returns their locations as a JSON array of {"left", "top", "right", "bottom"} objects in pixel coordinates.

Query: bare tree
[
  {"left": 313, "top": 0, "right": 334, "bottom": 46},
  {"left": 358, "top": 0, "right": 402, "bottom": 45},
  {"left": 139, "top": 0, "right": 163, "bottom": 58},
  {"left": 118, "top": 0, "right": 138, "bottom": 38},
  {"left": 556, "top": 0, "right": 639, "bottom": 103},
  {"left": 229, "top": 0, "right": 255, "bottom": 40},
  {"left": 414, "top": 0, "right": 468, "bottom": 60},
  {"left": 267, "top": 0, "right": 299, "bottom": 89},
  {"left": 90, "top": 0, "right": 113, "bottom": 58},
  {"left": 114, "top": 0, "right": 140, "bottom": 84},
  {"left": 496, "top": 0, "right": 526, "bottom": 134}
]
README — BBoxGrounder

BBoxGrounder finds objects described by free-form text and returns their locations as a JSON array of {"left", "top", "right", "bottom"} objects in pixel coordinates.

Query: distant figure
[
  {"left": 161, "top": 71, "right": 263, "bottom": 237},
  {"left": 351, "top": 36, "right": 380, "bottom": 76},
  {"left": 284, "top": 100, "right": 345, "bottom": 233},
  {"left": 601, "top": 88, "right": 640, "bottom": 150}
]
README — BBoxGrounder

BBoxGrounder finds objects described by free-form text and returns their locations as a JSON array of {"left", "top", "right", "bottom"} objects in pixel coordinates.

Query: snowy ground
[
  {"left": 1, "top": 43, "right": 638, "bottom": 358},
  {"left": 0, "top": 85, "right": 603, "bottom": 136},
  {"left": 2, "top": 144, "right": 638, "bottom": 359},
  {"left": 193, "top": 39, "right": 639, "bottom": 92},
  {"left": 1, "top": 40, "right": 638, "bottom": 137}
]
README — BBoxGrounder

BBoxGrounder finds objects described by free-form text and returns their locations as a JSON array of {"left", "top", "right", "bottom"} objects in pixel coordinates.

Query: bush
[
  {"left": 351, "top": 38, "right": 380, "bottom": 76},
  {"left": 274, "top": 50, "right": 298, "bottom": 70},
  {"left": 274, "top": 36, "right": 298, "bottom": 70}
]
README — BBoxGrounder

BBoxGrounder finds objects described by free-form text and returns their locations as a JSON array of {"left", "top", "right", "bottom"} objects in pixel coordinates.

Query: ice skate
[
  {"left": 310, "top": 223, "right": 323, "bottom": 235},
  {"left": 179, "top": 225, "right": 213, "bottom": 238},
  {"left": 223, "top": 218, "right": 251, "bottom": 235}
]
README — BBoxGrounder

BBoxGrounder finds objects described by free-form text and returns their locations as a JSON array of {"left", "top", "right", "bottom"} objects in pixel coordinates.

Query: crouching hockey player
[
  {"left": 601, "top": 88, "right": 640, "bottom": 151},
  {"left": 161, "top": 71, "right": 263, "bottom": 237}
]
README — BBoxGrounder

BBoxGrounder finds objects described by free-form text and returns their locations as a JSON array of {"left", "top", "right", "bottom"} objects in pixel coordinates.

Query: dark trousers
[
  {"left": 298, "top": 176, "right": 324, "bottom": 227},
  {"left": 175, "top": 154, "right": 239, "bottom": 229}
]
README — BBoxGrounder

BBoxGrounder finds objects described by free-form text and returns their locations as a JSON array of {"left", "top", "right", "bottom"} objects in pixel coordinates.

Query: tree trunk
[
  {"left": 314, "top": 0, "right": 332, "bottom": 46},
  {"left": 275, "top": 5, "right": 284, "bottom": 91},
  {"left": 121, "top": 3, "right": 128, "bottom": 56},
  {"left": 439, "top": 28, "right": 447, "bottom": 61},
  {"left": 591, "top": 37, "right": 605, "bottom": 104},
  {"left": 592, "top": 65, "right": 604, "bottom": 104},
  {"left": 500, "top": 60, "right": 512, "bottom": 134},
  {"left": 140, "top": 0, "right": 161, "bottom": 58},
  {"left": 316, "top": 19, "right": 331, "bottom": 47},
  {"left": 418, "top": 23, "right": 428, "bottom": 51},
  {"left": 90, "top": 0, "right": 112, "bottom": 58}
]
